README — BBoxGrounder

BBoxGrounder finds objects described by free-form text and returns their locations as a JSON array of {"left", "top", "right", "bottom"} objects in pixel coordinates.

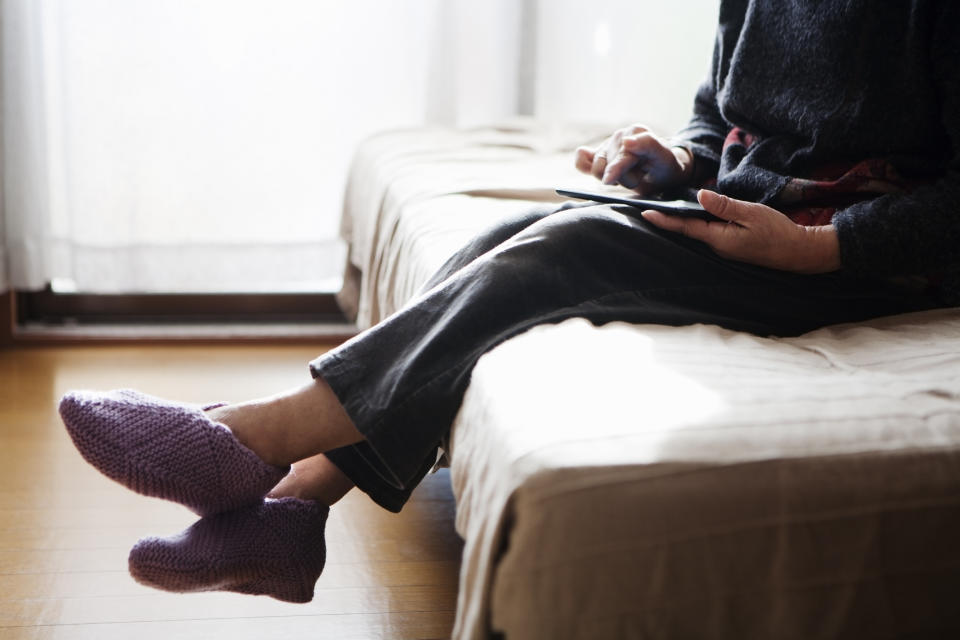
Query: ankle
[
  {"left": 267, "top": 455, "right": 354, "bottom": 506},
  {"left": 208, "top": 404, "right": 288, "bottom": 467},
  {"left": 207, "top": 380, "right": 363, "bottom": 467}
]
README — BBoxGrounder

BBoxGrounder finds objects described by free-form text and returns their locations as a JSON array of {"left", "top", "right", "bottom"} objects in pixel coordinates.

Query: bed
[{"left": 337, "top": 122, "right": 960, "bottom": 639}]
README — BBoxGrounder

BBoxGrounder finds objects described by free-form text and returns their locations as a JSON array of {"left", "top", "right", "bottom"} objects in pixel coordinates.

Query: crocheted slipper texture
[
  {"left": 129, "top": 497, "right": 329, "bottom": 603},
  {"left": 59, "top": 389, "right": 290, "bottom": 516}
]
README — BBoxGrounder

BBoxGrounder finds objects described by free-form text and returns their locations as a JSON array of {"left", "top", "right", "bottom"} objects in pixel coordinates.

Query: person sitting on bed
[{"left": 58, "top": 0, "right": 958, "bottom": 602}]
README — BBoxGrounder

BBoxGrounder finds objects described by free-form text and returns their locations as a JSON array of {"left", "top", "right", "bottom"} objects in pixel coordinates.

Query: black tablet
[{"left": 556, "top": 188, "right": 722, "bottom": 222}]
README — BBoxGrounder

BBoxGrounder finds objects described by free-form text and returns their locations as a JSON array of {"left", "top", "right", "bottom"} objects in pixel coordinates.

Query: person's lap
[{"left": 313, "top": 202, "right": 940, "bottom": 511}]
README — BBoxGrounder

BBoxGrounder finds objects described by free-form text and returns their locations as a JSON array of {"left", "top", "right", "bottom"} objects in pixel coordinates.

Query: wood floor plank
[
  {"left": 0, "top": 610, "right": 456, "bottom": 640},
  {"left": 0, "top": 560, "right": 461, "bottom": 601},
  {"left": 0, "top": 345, "right": 463, "bottom": 638},
  {"left": 0, "top": 584, "right": 456, "bottom": 626}
]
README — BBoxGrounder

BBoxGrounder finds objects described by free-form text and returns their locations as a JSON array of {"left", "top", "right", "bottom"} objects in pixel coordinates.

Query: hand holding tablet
[{"left": 556, "top": 188, "right": 724, "bottom": 223}]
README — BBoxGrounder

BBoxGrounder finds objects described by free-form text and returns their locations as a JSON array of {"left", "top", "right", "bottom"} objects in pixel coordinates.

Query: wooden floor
[{"left": 0, "top": 344, "right": 463, "bottom": 640}]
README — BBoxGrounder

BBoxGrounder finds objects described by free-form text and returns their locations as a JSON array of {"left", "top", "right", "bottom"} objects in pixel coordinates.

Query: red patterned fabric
[{"left": 721, "top": 126, "right": 924, "bottom": 226}]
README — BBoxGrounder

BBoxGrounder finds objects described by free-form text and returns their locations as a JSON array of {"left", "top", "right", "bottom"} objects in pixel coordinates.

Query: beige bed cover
[{"left": 339, "top": 123, "right": 960, "bottom": 639}]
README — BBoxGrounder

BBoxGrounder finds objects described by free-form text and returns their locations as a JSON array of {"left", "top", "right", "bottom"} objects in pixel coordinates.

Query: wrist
[
  {"left": 800, "top": 224, "right": 842, "bottom": 274},
  {"left": 671, "top": 146, "right": 695, "bottom": 183}
]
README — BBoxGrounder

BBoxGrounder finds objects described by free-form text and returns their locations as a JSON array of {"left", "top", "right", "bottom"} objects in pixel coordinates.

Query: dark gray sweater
[{"left": 673, "top": 0, "right": 959, "bottom": 303}]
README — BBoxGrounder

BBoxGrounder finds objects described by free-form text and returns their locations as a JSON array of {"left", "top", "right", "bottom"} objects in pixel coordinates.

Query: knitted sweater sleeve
[
  {"left": 670, "top": 60, "right": 726, "bottom": 181},
  {"left": 831, "top": 3, "right": 960, "bottom": 285},
  {"left": 669, "top": 2, "right": 743, "bottom": 183}
]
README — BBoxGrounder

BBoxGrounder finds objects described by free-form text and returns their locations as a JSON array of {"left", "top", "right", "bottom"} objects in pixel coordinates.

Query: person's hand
[
  {"left": 575, "top": 124, "right": 693, "bottom": 195},
  {"left": 641, "top": 190, "right": 842, "bottom": 274}
]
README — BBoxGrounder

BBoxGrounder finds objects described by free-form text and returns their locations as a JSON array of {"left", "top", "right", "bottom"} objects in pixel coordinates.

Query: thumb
[{"left": 698, "top": 189, "right": 754, "bottom": 224}]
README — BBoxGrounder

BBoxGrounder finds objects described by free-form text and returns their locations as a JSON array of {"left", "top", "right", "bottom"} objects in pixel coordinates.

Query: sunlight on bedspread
[{"left": 449, "top": 312, "right": 960, "bottom": 639}]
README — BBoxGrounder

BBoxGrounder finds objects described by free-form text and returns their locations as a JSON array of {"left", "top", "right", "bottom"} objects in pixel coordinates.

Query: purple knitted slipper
[
  {"left": 59, "top": 389, "right": 289, "bottom": 516},
  {"left": 128, "top": 497, "right": 328, "bottom": 603}
]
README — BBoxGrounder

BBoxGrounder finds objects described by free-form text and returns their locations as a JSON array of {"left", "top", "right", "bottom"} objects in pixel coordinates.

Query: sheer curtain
[{"left": 0, "top": 0, "right": 716, "bottom": 294}]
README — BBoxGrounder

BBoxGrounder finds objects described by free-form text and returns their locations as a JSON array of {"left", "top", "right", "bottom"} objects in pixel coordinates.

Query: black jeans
[{"left": 311, "top": 203, "right": 939, "bottom": 511}]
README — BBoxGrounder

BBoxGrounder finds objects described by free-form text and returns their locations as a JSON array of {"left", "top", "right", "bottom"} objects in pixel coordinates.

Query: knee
[
  {"left": 503, "top": 205, "right": 702, "bottom": 282},
  {"left": 476, "top": 206, "right": 640, "bottom": 277},
  {"left": 516, "top": 206, "right": 646, "bottom": 257}
]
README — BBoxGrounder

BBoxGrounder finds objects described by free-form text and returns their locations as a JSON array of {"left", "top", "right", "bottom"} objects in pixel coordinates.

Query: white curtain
[
  {"left": 531, "top": 0, "right": 717, "bottom": 130},
  {"left": 0, "top": 0, "right": 716, "bottom": 294}
]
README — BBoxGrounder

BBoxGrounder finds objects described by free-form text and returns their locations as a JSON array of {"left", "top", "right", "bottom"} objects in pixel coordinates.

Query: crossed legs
[
  {"left": 207, "top": 378, "right": 362, "bottom": 469},
  {"left": 59, "top": 379, "right": 365, "bottom": 602},
  {"left": 211, "top": 379, "right": 363, "bottom": 505},
  {"left": 60, "top": 204, "right": 938, "bottom": 603},
  {"left": 208, "top": 379, "right": 362, "bottom": 507}
]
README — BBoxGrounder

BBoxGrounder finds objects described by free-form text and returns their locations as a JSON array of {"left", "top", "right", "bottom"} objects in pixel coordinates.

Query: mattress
[
  {"left": 337, "top": 121, "right": 608, "bottom": 327},
  {"left": 339, "top": 123, "right": 960, "bottom": 639},
  {"left": 450, "top": 314, "right": 960, "bottom": 639}
]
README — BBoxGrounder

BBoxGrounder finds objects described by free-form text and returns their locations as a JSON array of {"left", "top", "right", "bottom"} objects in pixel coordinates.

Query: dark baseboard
[
  {"left": 1, "top": 291, "right": 14, "bottom": 347},
  {"left": 3, "top": 289, "right": 356, "bottom": 346}
]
